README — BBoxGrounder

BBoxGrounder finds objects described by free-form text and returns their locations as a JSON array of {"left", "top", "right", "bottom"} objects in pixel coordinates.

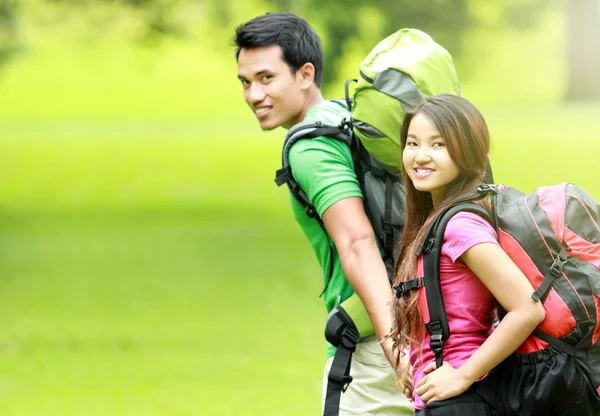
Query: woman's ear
[{"left": 297, "top": 62, "right": 316, "bottom": 90}]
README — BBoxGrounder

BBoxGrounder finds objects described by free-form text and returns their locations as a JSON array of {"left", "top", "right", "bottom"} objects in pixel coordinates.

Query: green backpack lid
[{"left": 352, "top": 28, "right": 460, "bottom": 169}]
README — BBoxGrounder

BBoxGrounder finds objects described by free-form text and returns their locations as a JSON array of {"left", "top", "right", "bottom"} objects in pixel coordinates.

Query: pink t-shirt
[{"left": 410, "top": 212, "right": 499, "bottom": 410}]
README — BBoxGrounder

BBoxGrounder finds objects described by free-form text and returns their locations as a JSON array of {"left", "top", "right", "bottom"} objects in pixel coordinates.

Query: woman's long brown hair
[{"left": 389, "top": 94, "right": 492, "bottom": 383}]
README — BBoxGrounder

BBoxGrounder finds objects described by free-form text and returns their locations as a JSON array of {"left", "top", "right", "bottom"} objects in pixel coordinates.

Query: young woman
[{"left": 389, "top": 94, "right": 545, "bottom": 415}]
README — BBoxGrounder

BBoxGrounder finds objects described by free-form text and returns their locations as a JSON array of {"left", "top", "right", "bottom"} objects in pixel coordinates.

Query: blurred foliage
[
  {"left": 269, "top": 0, "right": 473, "bottom": 85},
  {"left": 565, "top": 0, "right": 600, "bottom": 100},
  {"left": 0, "top": 0, "right": 20, "bottom": 67},
  {"left": 0, "top": 0, "right": 598, "bottom": 106}
]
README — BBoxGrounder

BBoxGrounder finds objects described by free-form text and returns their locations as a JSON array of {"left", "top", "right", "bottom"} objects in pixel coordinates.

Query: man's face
[{"left": 237, "top": 45, "right": 306, "bottom": 130}]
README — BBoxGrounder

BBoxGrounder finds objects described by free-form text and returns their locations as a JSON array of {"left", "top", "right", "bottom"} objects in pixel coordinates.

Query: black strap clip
[
  {"left": 427, "top": 320, "right": 445, "bottom": 368},
  {"left": 393, "top": 277, "right": 424, "bottom": 298},
  {"left": 339, "top": 117, "right": 352, "bottom": 133},
  {"left": 426, "top": 320, "right": 444, "bottom": 354},
  {"left": 305, "top": 206, "right": 318, "bottom": 219},
  {"left": 423, "top": 237, "right": 435, "bottom": 254},
  {"left": 430, "top": 333, "right": 443, "bottom": 354},
  {"left": 476, "top": 183, "right": 497, "bottom": 193},
  {"left": 274, "top": 167, "right": 292, "bottom": 186},
  {"left": 328, "top": 370, "right": 354, "bottom": 393}
]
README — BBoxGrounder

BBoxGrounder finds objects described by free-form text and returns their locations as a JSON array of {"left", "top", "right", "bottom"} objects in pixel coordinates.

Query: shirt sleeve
[
  {"left": 442, "top": 212, "right": 499, "bottom": 263},
  {"left": 288, "top": 136, "right": 363, "bottom": 217}
]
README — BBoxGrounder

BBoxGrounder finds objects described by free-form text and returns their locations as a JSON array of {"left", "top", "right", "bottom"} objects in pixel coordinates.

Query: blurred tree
[
  {"left": 565, "top": 0, "right": 600, "bottom": 100},
  {"left": 120, "top": 0, "right": 186, "bottom": 39},
  {"left": 0, "top": 0, "right": 21, "bottom": 69},
  {"left": 503, "top": 0, "right": 600, "bottom": 101},
  {"left": 269, "top": 0, "right": 472, "bottom": 85},
  {"left": 2, "top": 0, "right": 598, "bottom": 102}
]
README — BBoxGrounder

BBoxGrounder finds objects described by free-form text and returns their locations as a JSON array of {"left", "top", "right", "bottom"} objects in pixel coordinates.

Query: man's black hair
[{"left": 234, "top": 12, "right": 323, "bottom": 87}]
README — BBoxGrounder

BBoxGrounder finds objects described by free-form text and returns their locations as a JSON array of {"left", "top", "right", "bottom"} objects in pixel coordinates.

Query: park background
[{"left": 0, "top": 0, "right": 599, "bottom": 414}]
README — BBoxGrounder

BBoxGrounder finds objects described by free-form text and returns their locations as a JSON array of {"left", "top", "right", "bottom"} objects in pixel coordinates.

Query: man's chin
[{"left": 258, "top": 120, "right": 280, "bottom": 131}]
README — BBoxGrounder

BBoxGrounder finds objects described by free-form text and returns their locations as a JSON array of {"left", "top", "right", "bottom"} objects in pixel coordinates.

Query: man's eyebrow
[{"left": 237, "top": 70, "right": 272, "bottom": 80}]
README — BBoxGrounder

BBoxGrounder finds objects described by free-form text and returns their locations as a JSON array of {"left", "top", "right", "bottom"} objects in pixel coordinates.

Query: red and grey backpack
[{"left": 397, "top": 182, "right": 600, "bottom": 414}]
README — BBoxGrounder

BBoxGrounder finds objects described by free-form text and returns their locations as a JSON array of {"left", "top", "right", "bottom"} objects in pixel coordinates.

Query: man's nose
[{"left": 246, "top": 83, "right": 266, "bottom": 104}]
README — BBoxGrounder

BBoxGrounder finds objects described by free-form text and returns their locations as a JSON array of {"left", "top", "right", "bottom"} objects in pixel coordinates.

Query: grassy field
[{"left": 0, "top": 102, "right": 599, "bottom": 415}]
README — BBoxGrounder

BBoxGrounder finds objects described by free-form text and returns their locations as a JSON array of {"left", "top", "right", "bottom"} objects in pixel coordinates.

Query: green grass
[{"left": 0, "top": 102, "right": 599, "bottom": 415}]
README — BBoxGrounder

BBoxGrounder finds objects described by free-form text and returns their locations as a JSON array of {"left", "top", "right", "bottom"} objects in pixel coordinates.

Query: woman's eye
[
  {"left": 262, "top": 75, "right": 273, "bottom": 82},
  {"left": 433, "top": 141, "right": 445, "bottom": 148}
]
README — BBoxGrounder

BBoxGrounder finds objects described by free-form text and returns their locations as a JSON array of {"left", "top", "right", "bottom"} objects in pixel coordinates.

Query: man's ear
[{"left": 297, "top": 62, "right": 316, "bottom": 89}]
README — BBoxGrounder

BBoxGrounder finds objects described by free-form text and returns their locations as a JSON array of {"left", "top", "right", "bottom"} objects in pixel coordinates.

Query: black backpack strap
[
  {"left": 417, "top": 202, "right": 493, "bottom": 368},
  {"left": 275, "top": 121, "right": 352, "bottom": 214},
  {"left": 323, "top": 306, "right": 360, "bottom": 416},
  {"left": 275, "top": 120, "right": 353, "bottom": 296},
  {"left": 484, "top": 157, "right": 494, "bottom": 184}
]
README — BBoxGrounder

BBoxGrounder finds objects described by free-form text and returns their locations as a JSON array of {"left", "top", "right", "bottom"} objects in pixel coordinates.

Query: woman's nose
[{"left": 415, "top": 146, "right": 431, "bottom": 163}]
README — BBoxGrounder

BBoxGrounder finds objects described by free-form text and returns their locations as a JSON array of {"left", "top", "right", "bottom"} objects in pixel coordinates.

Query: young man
[{"left": 234, "top": 12, "right": 412, "bottom": 415}]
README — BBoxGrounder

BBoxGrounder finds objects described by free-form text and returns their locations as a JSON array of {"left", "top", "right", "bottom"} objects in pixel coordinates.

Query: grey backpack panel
[{"left": 275, "top": 119, "right": 406, "bottom": 284}]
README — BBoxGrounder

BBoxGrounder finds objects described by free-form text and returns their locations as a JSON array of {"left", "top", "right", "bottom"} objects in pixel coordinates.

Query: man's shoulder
[
  {"left": 304, "top": 99, "right": 350, "bottom": 124},
  {"left": 287, "top": 99, "right": 352, "bottom": 162}
]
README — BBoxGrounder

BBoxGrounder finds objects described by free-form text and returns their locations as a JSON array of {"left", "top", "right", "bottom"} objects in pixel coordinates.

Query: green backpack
[
  {"left": 276, "top": 29, "right": 466, "bottom": 281},
  {"left": 353, "top": 28, "right": 460, "bottom": 169}
]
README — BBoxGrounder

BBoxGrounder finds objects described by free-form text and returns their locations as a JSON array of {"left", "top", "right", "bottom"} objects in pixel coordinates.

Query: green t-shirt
[{"left": 288, "top": 100, "right": 377, "bottom": 357}]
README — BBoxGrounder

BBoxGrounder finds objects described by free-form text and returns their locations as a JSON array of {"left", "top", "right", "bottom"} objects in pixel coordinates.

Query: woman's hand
[{"left": 415, "top": 361, "right": 471, "bottom": 404}]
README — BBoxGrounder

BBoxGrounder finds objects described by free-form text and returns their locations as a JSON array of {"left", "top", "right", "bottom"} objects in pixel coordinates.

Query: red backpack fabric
[{"left": 396, "top": 182, "right": 600, "bottom": 414}]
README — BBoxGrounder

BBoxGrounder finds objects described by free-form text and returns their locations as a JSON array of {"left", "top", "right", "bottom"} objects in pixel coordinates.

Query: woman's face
[{"left": 403, "top": 112, "right": 460, "bottom": 206}]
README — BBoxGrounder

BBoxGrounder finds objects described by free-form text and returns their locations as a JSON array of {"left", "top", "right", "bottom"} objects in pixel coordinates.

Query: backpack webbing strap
[
  {"left": 532, "top": 249, "right": 568, "bottom": 302},
  {"left": 323, "top": 306, "right": 360, "bottom": 416},
  {"left": 275, "top": 121, "right": 353, "bottom": 296},
  {"left": 382, "top": 174, "right": 394, "bottom": 255},
  {"left": 532, "top": 328, "right": 579, "bottom": 357},
  {"left": 420, "top": 202, "right": 493, "bottom": 368},
  {"left": 484, "top": 158, "right": 494, "bottom": 184}
]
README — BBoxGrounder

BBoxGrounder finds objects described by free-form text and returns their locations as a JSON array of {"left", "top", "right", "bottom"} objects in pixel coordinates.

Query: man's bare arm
[{"left": 321, "top": 196, "right": 393, "bottom": 343}]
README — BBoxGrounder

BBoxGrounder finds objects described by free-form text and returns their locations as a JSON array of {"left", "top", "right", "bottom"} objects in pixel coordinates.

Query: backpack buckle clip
[
  {"left": 476, "top": 183, "right": 497, "bottom": 193},
  {"left": 429, "top": 333, "right": 444, "bottom": 355},
  {"left": 423, "top": 238, "right": 435, "bottom": 254},
  {"left": 305, "top": 206, "right": 318, "bottom": 219},
  {"left": 549, "top": 251, "right": 568, "bottom": 277},
  {"left": 339, "top": 117, "right": 353, "bottom": 132}
]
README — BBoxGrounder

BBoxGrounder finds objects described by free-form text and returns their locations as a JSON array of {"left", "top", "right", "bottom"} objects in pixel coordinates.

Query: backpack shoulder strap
[
  {"left": 418, "top": 201, "right": 493, "bottom": 368},
  {"left": 275, "top": 121, "right": 352, "bottom": 218},
  {"left": 274, "top": 121, "right": 353, "bottom": 296}
]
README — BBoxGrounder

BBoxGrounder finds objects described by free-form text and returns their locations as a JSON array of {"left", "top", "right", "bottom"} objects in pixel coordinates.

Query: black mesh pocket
[
  {"left": 420, "top": 389, "right": 498, "bottom": 416},
  {"left": 476, "top": 347, "right": 594, "bottom": 415}
]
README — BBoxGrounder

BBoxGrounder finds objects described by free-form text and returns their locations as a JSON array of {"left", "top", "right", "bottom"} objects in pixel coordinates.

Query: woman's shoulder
[
  {"left": 445, "top": 211, "right": 494, "bottom": 236},
  {"left": 442, "top": 211, "right": 498, "bottom": 262}
]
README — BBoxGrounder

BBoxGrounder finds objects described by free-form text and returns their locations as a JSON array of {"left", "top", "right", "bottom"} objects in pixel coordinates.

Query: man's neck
[{"left": 285, "top": 87, "right": 324, "bottom": 129}]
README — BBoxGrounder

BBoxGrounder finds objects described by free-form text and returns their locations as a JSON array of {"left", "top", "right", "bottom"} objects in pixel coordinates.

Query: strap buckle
[
  {"left": 426, "top": 320, "right": 444, "bottom": 353},
  {"left": 393, "top": 277, "right": 424, "bottom": 298},
  {"left": 328, "top": 371, "right": 354, "bottom": 392},
  {"left": 430, "top": 333, "right": 444, "bottom": 355},
  {"left": 423, "top": 238, "right": 435, "bottom": 254},
  {"left": 549, "top": 251, "right": 568, "bottom": 277},
  {"left": 339, "top": 117, "right": 353, "bottom": 132},
  {"left": 274, "top": 167, "right": 292, "bottom": 186},
  {"left": 305, "top": 206, "right": 318, "bottom": 219},
  {"left": 476, "top": 183, "right": 497, "bottom": 193},
  {"left": 339, "top": 326, "right": 360, "bottom": 350}
]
